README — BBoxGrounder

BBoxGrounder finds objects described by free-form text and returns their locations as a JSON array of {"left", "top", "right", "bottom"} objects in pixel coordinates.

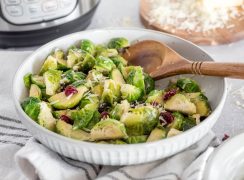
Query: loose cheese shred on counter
[{"left": 147, "top": 0, "right": 243, "bottom": 32}]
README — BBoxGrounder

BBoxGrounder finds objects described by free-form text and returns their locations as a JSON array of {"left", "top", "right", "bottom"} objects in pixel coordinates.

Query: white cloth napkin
[{"left": 0, "top": 51, "right": 220, "bottom": 180}]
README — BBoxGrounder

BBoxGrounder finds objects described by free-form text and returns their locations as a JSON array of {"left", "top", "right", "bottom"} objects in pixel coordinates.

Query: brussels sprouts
[
  {"left": 110, "top": 68, "right": 125, "bottom": 84},
  {"left": 110, "top": 56, "right": 127, "bottom": 67},
  {"left": 56, "top": 119, "right": 92, "bottom": 141},
  {"left": 86, "top": 69, "right": 106, "bottom": 83},
  {"left": 102, "top": 79, "right": 121, "bottom": 105},
  {"left": 91, "top": 118, "right": 128, "bottom": 140},
  {"left": 61, "top": 70, "right": 86, "bottom": 85},
  {"left": 21, "top": 97, "right": 41, "bottom": 121},
  {"left": 126, "top": 66, "right": 145, "bottom": 94},
  {"left": 146, "top": 90, "right": 164, "bottom": 106},
  {"left": 108, "top": 140, "right": 127, "bottom": 144},
  {"left": 168, "top": 112, "right": 184, "bottom": 130},
  {"left": 29, "top": 84, "right": 42, "bottom": 99},
  {"left": 38, "top": 102, "right": 56, "bottom": 131},
  {"left": 167, "top": 128, "right": 182, "bottom": 137},
  {"left": 31, "top": 75, "right": 46, "bottom": 88},
  {"left": 176, "top": 78, "right": 201, "bottom": 93},
  {"left": 107, "top": 37, "right": 129, "bottom": 50},
  {"left": 67, "top": 48, "right": 84, "bottom": 68},
  {"left": 147, "top": 128, "right": 166, "bottom": 142},
  {"left": 182, "top": 117, "right": 196, "bottom": 131},
  {"left": 80, "top": 53, "right": 96, "bottom": 72},
  {"left": 52, "top": 109, "right": 75, "bottom": 119},
  {"left": 94, "top": 56, "right": 116, "bottom": 75},
  {"left": 120, "top": 105, "right": 159, "bottom": 136},
  {"left": 86, "top": 110, "right": 101, "bottom": 130},
  {"left": 120, "top": 84, "right": 141, "bottom": 102},
  {"left": 110, "top": 100, "right": 130, "bottom": 120},
  {"left": 40, "top": 55, "right": 58, "bottom": 75},
  {"left": 185, "top": 92, "right": 211, "bottom": 117},
  {"left": 96, "top": 45, "right": 118, "bottom": 57},
  {"left": 43, "top": 69, "right": 62, "bottom": 96},
  {"left": 80, "top": 93, "right": 99, "bottom": 109},
  {"left": 72, "top": 103, "right": 98, "bottom": 130},
  {"left": 48, "top": 86, "right": 88, "bottom": 109},
  {"left": 126, "top": 135, "right": 148, "bottom": 144},
  {"left": 144, "top": 73, "right": 155, "bottom": 94},
  {"left": 53, "top": 49, "right": 68, "bottom": 70},
  {"left": 80, "top": 39, "right": 95, "bottom": 55},
  {"left": 164, "top": 94, "right": 196, "bottom": 115},
  {"left": 23, "top": 73, "right": 32, "bottom": 88},
  {"left": 91, "top": 84, "right": 104, "bottom": 98},
  {"left": 119, "top": 65, "right": 135, "bottom": 80}
]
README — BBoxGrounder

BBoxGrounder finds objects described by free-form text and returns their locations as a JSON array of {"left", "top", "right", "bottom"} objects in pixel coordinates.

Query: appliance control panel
[{"left": 1, "top": 0, "right": 77, "bottom": 25}]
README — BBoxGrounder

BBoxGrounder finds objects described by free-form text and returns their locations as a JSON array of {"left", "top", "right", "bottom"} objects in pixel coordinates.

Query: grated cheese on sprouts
[{"left": 147, "top": 0, "right": 243, "bottom": 32}]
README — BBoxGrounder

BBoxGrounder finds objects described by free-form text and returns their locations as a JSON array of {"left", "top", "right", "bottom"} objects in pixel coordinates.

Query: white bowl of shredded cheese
[{"left": 13, "top": 28, "right": 227, "bottom": 165}]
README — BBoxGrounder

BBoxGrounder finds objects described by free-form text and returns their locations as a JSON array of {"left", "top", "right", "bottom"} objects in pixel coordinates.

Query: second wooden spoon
[{"left": 122, "top": 40, "right": 244, "bottom": 80}]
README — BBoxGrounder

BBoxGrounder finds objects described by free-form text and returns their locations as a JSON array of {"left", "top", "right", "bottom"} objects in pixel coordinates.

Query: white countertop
[{"left": 2, "top": 0, "right": 244, "bottom": 139}]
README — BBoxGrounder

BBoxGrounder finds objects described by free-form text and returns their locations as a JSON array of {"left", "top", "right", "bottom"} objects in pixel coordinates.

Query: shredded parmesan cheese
[{"left": 147, "top": 0, "right": 243, "bottom": 32}]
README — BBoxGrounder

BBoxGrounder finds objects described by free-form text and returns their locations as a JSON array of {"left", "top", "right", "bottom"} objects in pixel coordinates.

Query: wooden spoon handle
[{"left": 191, "top": 62, "right": 244, "bottom": 79}]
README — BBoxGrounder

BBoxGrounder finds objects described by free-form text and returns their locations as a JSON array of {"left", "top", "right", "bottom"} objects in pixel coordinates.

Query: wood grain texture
[{"left": 140, "top": 0, "right": 244, "bottom": 45}]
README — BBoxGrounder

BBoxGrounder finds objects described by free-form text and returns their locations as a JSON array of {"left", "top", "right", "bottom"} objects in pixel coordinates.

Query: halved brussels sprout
[
  {"left": 67, "top": 48, "right": 84, "bottom": 68},
  {"left": 21, "top": 97, "right": 41, "bottom": 121},
  {"left": 182, "top": 117, "right": 197, "bottom": 131},
  {"left": 23, "top": 73, "right": 32, "bottom": 88},
  {"left": 43, "top": 69, "right": 62, "bottom": 96},
  {"left": 80, "top": 39, "right": 95, "bottom": 55},
  {"left": 167, "top": 128, "right": 182, "bottom": 137},
  {"left": 120, "top": 84, "right": 141, "bottom": 102},
  {"left": 29, "top": 84, "right": 42, "bottom": 99},
  {"left": 40, "top": 55, "right": 58, "bottom": 75},
  {"left": 176, "top": 78, "right": 200, "bottom": 93},
  {"left": 91, "top": 118, "right": 128, "bottom": 140},
  {"left": 107, "top": 37, "right": 129, "bottom": 50},
  {"left": 147, "top": 128, "right": 166, "bottom": 142},
  {"left": 110, "top": 100, "right": 130, "bottom": 120},
  {"left": 91, "top": 84, "right": 104, "bottom": 98},
  {"left": 110, "top": 56, "right": 127, "bottom": 67},
  {"left": 120, "top": 105, "right": 159, "bottom": 136},
  {"left": 48, "top": 86, "right": 88, "bottom": 109},
  {"left": 94, "top": 56, "right": 116, "bottom": 75},
  {"left": 95, "top": 45, "right": 118, "bottom": 58},
  {"left": 72, "top": 103, "right": 98, "bottom": 130},
  {"left": 168, "top": 112, "right": 184, "bottom": 130},
  {"left": 164, "top": 94, "right": 196, "bottom": 115},
  {"left": 86, "top": 69, "right": 106, "bottom": 83},
  {"left": 126, "top": 135, "right": 148, "bottom": 144},
  {"left": 80, "top": 93, "right": 99, "bottom": 109},
  {"left": 38, "top": 102, "right": 56, "bottom": 131},
  {"left": 126, "top": 66, "right": 145, "bottom": 95},
  {"left": 31, "top": 75, "right": 46, "bottom": 88},
  {"left": 52, "top": 109, "right": 75, "bottom": 119},
  {"left": 53, "top": 49, "right": 68, "bottom": 70},
  {"left": 61, "top": 70, "right": 86, "bottom": 85},
  {"left": 80, "top": 53, "right": 96, "bottom": 72},
  {"left": 185, "top": 92, "right": 211, "bottom": 117},
  {"left": 56, "top": 119, "right": 92, "bottom": 141},
  {"left": 146, "top": 90, "right": 164, "bottom": 106},
  {"left": 86, "top": 110, "right": 101, "bottom": 130},
  {"left": 144, "top": 73, "right": 155, "bottom": 94},
  {"left": 119, "top": 65, "right": 135, "bottom": 80},
  {"left": 110, "top": 68, "right": 125, "bottom": 84},
  {"left": 102, "top": 79, "right": 121, "bottom": 105}
]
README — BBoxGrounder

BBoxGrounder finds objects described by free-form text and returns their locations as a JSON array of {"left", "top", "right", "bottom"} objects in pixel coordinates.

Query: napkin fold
[{"left": 0, "top": 51, "right": 220, "bottom": 180}]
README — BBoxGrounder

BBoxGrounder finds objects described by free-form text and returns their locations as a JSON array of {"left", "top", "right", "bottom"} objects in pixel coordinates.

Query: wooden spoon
[{"left": 122, "top": 40, "right": 244, "bottom": 80}]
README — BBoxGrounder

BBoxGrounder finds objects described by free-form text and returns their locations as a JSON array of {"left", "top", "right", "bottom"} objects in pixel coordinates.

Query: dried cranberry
[
  {"left": 222, "top": 134, "right": 230, "bottom": 141},
  {"left": 160, "top": 111, "right": 174, "bottom": 124},
  {"left": 151, "top": 101, "right": 159, "bottom": 107},
  {"left": 164, "top": 89, "right": 177, "bottom": 101},
  {"left": 98, "top": 103, "right": 109, "bottom": 113},
  {"left": 60, "top": 115, "right": 72, "bottom": 124},
  {"left": 64, "top": 85, "right": 78, "bottom": 96},
  {"left": 101, "top": 111, "right": 109, "bottom": 119}
]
